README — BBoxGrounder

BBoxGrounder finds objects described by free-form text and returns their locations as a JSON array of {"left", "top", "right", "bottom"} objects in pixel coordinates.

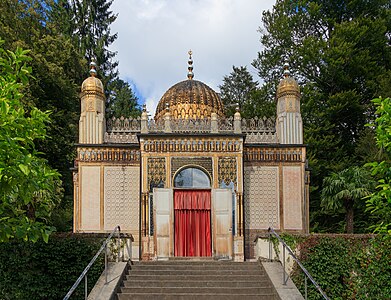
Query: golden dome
[
  {"left": 81, "top": 61, "right": 104, "bottom": 96},
  {"left": 276, "top": 61, "right": 300, "bottom": 99},
  {"left": 154, "top": 79, "right": 225, "bottom": 121}
]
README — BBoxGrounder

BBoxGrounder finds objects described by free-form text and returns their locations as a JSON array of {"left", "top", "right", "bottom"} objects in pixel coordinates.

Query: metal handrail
[
  {"left": 268, "top": 227, "right": 329, "bottom": 300},
  {"left": 63, "top": 226, "right": 122, "bottom": 300}
]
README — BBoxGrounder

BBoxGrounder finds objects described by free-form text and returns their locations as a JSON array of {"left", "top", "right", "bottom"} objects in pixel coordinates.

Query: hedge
[
  {"left": 0, "top": 233, "right": 105, "bottom": 300},
  {"left": 290, "top": 234, "right": 391, "bottom": 299}
]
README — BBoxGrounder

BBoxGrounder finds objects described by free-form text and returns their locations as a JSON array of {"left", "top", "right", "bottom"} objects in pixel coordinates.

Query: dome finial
[
  {"left": 89, "top": 59, "right": 97, "bottom": 77},
  {"left": 283, "top": 57, "right": 290, "bottom": 78},
  {"left": 187, "top": 50, "right": 194, "bottom": 80}
]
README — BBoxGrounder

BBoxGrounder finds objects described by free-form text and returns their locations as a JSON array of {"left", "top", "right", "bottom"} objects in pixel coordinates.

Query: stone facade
[{"left": 73, "top": 60, "right": 309, "bottom": 261}]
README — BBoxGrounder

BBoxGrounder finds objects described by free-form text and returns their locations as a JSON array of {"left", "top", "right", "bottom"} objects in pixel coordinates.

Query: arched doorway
[{"left": 173, "top": 167, "right": 212, "bottom": 257}]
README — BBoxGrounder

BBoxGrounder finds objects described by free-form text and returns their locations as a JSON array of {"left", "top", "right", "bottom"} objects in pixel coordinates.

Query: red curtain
[{"left": 174, "top": 190, "right": 211, "bottom": 257}]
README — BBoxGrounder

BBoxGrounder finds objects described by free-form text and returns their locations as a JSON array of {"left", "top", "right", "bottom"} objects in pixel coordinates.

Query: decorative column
[
  {"left": 211, "top": 112, "right": 218, "bottom": 133},
  {"left": 234, "top": 192, "right": 244, "bottom": 261},
  {"left": 164, "top": 102, "right": 172, "bottom": 133},
  {"left": 141, "top": 104, "right": 149, "bottom": 134},
  {"left": 79, "top": 61, "right": 106, "bottom": 144},
  {"left": 234, "top": 104, "right": 242, "bottom": 134},
  {"left": 276, "top": 60, "right": 303, "bottom": 144}
]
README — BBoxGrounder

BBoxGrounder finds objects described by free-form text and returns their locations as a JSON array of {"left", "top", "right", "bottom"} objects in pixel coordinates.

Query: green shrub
[
  {"left": 290, "top": 234, "right": 391, "bottom": 299},
  {"left": 0, "top": 233, "right": 105, "bottom": 300}
]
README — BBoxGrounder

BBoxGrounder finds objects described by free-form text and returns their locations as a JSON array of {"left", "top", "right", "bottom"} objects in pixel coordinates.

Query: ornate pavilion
[{"left": 73, "top": 52, "right": 309, "bottom": 260}]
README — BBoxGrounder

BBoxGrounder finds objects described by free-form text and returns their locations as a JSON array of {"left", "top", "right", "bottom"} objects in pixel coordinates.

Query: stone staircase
[{"left": 117, "top": 260, "right": 279, "bottom": 299}]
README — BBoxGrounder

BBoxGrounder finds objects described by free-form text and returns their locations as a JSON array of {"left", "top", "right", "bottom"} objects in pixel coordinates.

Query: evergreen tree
[
  {"left": 67, "top": 0, "right": 119, "bottom": 87},
  {"left": 106, "top": 78, "right": 141, "bottom": 119},
  {"left": 219, "top": 66, "right": 259, "bottom": 117}
]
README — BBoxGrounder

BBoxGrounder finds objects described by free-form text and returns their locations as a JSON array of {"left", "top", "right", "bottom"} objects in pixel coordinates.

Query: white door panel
[
  {"left": 154, "top": 188, "right": 173, "bottom": 258},
  {"left": 212, "top": 189, "right": 233, "bottom": 259}
]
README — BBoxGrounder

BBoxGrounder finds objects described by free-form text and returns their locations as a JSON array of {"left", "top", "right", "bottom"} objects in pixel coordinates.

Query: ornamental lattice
[
  {"left": 218, "top": 157, "right": 237, "bottom": 185},
  {"left": 147, "top": 158, "right": 166, "bottom": 189}
]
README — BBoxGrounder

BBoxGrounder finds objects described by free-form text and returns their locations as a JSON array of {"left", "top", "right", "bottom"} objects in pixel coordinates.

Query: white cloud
[{"left": 109, "top": 0, "right": 275, "bottom": 116}]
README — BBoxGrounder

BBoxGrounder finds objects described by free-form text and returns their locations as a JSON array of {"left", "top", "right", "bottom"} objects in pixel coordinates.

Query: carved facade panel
[
  {"left": 244, "top": 132, "right": 277, "bottom": 144},
  {"left": 244, "top": 166, "right": 279, "bottom": 230},
  {"left": 104, "top": 166, "right": 140, "bottom": 231},
  {"left": 218, "top": 157, "right": 237, "bottom": 185},
  {"left": 283, "top": 166, "right": 303, "bottom": 230},
  {"left": 244, "top": 147, "right": 302, "bottom": 162},
  {"left": 104, "top": 132, "right": 138, "bottom": 144},
  {"left": 143, "top": 138, "right": 242, "bottom": 153},
  {"left": 147, "top": 158, "right": 166, "bottom": 189},
  {"left": 241, "top": 117, "right": 275, "bottom": 133},
  {"left": 171, "top": 118, "right": 211, "bottom": 133},
  {"left": 78, "top": 147, "right": 140, "bottom": 163},
  {"left": 80, "top": 166, "right": 101, "bottom": 231},
  {"left": 171, "top": 157, "right": 213, "bottom": 179},
  {"left": 106, "top": 116, "right": 141, "bottom": 132}
]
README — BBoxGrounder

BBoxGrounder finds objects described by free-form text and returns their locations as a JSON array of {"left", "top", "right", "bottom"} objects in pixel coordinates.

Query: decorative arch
[{"left": 173, "top": 166, "right": 211, "bottom": 188}]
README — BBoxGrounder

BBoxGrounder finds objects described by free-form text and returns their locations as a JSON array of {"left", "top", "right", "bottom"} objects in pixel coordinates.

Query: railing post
[
  {"left": 105, "top": 243, "right": 108, "bottom": 284},
  {"left": 305, "top": 276, "right": 308, "bottom": 300},
  {"left": 85, "top": 274, "right": 87, "bottom": 300},
  {"left": 283, "top": 244, "right": 286, "bottom": 285},
  {"left": 117, "top": 226, "right": 121, "bottom": 262},
  {"left": 268, "top": 231, "right": 272, "bottom": 261}
]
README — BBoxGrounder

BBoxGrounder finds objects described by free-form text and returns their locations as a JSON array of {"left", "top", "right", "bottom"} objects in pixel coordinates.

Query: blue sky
[{"left": 109, "top": 0, "right": 275, "bottom": 116}]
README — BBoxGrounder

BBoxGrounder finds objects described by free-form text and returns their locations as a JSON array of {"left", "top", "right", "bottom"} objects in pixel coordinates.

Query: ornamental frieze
[
  {"left": 171, "top": 157, "right": 212, "bottom": 179},
  {"left": 142, "top": 138, "right": 242, "bottom": 153},
  {"left": 78, "top": 147, "right": 140, "bottom": 162},
  {"left": 147, "top": 158, "right": 166, "bottom": 189},
  {"left": 104, "top": 132, "right": 138, "bottom": 144},
  {"left": 218, "top": 157, "right": 237, "bottom": 185},
  {"left": 244, "top": 147, "right": 303, "bottom": 162}
]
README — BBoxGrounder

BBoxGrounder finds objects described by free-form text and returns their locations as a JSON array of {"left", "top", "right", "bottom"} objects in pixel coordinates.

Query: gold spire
[
  {"left": 283, "top": 58, "right": 290, "bottom": 78},
  {"left": 276, "top": 57, "right": 300, "bottom": 99},
  {"left": 187, "top": 50, "right": 194, "bottom": 80},
  {"left": 89, "top": 60, "right": 97, "bottom": 77}
]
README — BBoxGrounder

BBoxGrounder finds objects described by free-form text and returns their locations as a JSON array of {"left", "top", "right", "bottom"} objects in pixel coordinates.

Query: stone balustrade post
[
  {"left": 211, "top": 112, "right": 218, "bottom": 133},
  {"left": 234, "top": 104, "right": 242, "bottom": 134},
  {"left": 141, "top": 106, "right": 149, "bottom": 134},
  {"left": 164, "top": 103, "right": 172, "bottom": 133}
]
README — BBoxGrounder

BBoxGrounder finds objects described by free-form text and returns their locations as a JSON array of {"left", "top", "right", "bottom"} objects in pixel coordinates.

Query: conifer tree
[{"left": 67, "top": 0, "right": 119, "bottom": 86}]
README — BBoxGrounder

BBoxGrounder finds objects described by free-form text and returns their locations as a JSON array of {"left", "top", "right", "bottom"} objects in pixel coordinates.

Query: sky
[{"left": 109, "top": 0, "right": 275, "bottom": 116}]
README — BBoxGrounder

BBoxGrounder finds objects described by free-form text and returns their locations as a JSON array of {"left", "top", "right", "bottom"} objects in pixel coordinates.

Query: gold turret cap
[
  {"left": 276, "top": 59, "right": 300, "bottom": 99},
  {"left": 81, "top": 60, "right": 104, "bottom": 96}
]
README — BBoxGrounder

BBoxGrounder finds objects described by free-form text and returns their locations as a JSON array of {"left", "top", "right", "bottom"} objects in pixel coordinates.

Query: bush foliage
[
  {"left": 0, "top": 234, "right": 105, "bottom": 300},
  {"left": 291, "top": 234, "right": 391, "bottom": 299}
]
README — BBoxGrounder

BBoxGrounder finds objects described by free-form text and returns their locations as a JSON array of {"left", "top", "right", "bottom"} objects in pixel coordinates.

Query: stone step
[
  {"left": 126, "top": 274, "right": 266, "bottom": 281},
  {"left": 118, "top": 261, "right": 277, "bottom": 300},
  {"left": 126, "top": 269, "right": 262, "bottom": 276},
  {"left": 123, "top": 280, "right": 269, "bottom": 288},
  {"left": 120, "top": 287, "right": 273, "bottom": 294},
  {"left": 130, "top": 264, "right": 260, "bottom": 270},
  {"left": 117, "top": 293, "right": 277, "bottom": 300},
  {"left": 132, "top": 260, "right": 257, "bottom": 265}
]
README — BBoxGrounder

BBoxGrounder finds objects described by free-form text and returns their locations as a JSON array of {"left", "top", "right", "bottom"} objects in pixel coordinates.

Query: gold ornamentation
[
  {"left": 154, "top": 79, "right": 224, "bottom": 121},
  {"left": 78, "top": 147, "right": 140, "bottom": 162},
  {"left": 218, "top": 157, "right": 237, "bottom": 185},
  {"left": 171, "top": 157, "right": 212, "bottom": 179},
  {"left": 147, "top": 158, "right": 166, "bottom": 189},
  {"left": 142, "top": 138, "right": 242, "bottom": 153},
  {"left": 244, "top": 147, "right": 303, "bottom": 162}
]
